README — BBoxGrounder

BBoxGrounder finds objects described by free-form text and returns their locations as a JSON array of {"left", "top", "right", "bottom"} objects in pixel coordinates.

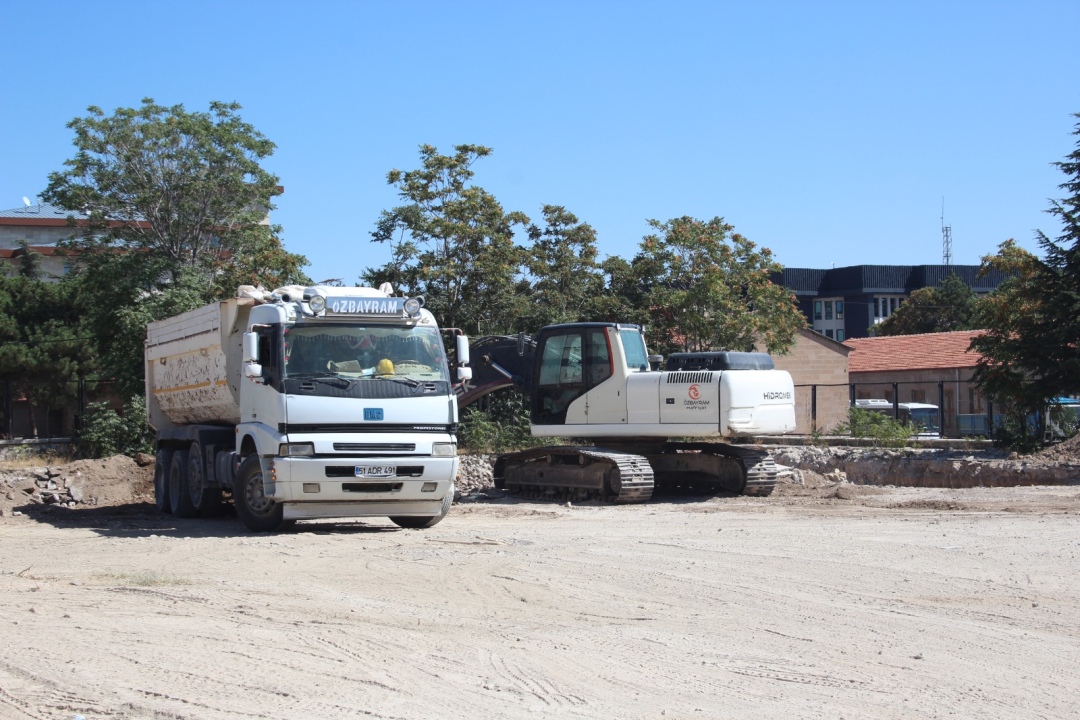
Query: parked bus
[{"left": 855, "top": 399, "right": 941, "bottom": 437}]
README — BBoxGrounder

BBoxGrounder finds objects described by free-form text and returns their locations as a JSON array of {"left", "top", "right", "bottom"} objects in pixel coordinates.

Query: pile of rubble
[
  {"left": 0, "top": 455, "right": 155, "bottom": 518},
  {"left": 455, "top": 454, "right": 500, "bottom": 500},
  {"left": 771, "top": 443, "right": 1080, "bottom": 489}
]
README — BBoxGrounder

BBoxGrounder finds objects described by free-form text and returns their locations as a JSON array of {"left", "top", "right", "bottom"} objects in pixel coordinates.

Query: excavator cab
[{"left": 530, "top": 323, "right": 631, "bottom": 426}]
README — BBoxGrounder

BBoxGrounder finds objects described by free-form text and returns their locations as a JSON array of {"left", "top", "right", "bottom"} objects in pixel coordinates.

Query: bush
[
  {"left": 832, "top": 407, "right": 916, "bottom": 448},
  {"left": 80, "top": 395, "right": 154, "bottom": 458},
  {"left": 458, "top": 389, "right": 553, "bottom": 453}
]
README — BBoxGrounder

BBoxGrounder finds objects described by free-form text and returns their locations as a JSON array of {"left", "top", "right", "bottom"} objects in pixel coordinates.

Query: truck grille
[
  {"left": 325, "top": 466, "right": 424, "bottom": 478},
  {"left": 333, "top": 443, "right": 416, "bottom": 452}
]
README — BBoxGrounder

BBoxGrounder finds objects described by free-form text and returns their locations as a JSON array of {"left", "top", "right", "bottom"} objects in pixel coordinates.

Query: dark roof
[{"left": 775, "top": 264, "right": 1010, "bottom": 295}]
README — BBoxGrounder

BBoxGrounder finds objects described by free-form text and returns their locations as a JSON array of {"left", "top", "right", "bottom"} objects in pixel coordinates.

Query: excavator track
[
  {"left": 662, "top": 443, "right": 780, "bottom": 496},
  {"left": 494, "top": 446, "right": 654, "bottom": 503}
]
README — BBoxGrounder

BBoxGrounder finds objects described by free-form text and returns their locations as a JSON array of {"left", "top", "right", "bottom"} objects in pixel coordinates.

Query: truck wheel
[
  {"left": 168, "top": 449, "right": 198, "bottom": 519},
  {"left": 154, "top": 448, "right": 173, "bottom": 515},
  {"left": 187, "top": 442, "right": 225, "bottom": 517},
  {"left": 233, "top": 455, "right": 288, "bottom": 532},
  {"left": 390, "top": 484, "right": 453, "bottom": 529}
]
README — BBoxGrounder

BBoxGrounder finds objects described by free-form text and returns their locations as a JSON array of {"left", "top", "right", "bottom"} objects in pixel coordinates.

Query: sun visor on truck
[{"left": 665, "top": 352, "right": 775, "bottom": 371}]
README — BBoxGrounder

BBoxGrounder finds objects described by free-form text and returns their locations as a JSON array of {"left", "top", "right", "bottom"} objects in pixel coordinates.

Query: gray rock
[{"left": 68, "top": 486, "right": 84, "bottom": 503}]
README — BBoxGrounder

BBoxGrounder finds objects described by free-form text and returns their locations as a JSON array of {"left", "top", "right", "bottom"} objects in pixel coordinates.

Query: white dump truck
[{"left": 145, "top": 284, "right": 471, "bottom": 532}]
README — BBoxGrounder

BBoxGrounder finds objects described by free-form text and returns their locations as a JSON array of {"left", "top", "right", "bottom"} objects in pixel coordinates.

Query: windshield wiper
[
  {"left": 377, "top": 375, "right": 422, "bottom": 388},
  {"left": 289, "top": 372, "right": 353, "bottom": 389}
]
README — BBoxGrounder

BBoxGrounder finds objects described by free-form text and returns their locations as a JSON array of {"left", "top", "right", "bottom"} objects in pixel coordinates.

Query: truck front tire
[
  {"left": 234, "top": 455, "right": 289, "bottom": 533},
  {"left": 389, "top": 484, "right": 454, "bottom": 529}
]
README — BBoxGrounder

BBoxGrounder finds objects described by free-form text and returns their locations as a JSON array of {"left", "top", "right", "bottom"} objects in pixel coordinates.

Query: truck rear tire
[
  {"left": 234, "top": 455, "right": 288, "bottom": 532},
  {"left": 390, "top": 484, "right": 453, "bottom": 529},
  {"left": 187, "top": 442, "right": 225, "bottom": 517},
  {"left": 168, "top": 449, "right": 199, "bottom": 519},
  {"left": 154, "top": 448, "right": 172, "bottom": 515}
]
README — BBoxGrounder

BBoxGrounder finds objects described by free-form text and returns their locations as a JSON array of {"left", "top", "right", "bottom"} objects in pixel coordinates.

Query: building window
[
  {"left": 814, "top": 301, "right": 822, "bottom": 320},
  {"left": 835, "top": 301, "right": 843, "bottom": 319},
  {"left": 825, "top": 301, "right": 833, "bottom": 320},
  {"left": 836, "top": 329, "right": 845, "bottom": 342},
  {"left": 825, "top": 329, "right": 834, "bottom": 339},
  {"left": 889, "top": 297, "right": 897, "bottom": 314}
]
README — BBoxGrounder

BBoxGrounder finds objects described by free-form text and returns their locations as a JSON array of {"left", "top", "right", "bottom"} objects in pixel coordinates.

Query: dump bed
[{"left": 145, "top": 298, "right": 255, "bottom": 431}]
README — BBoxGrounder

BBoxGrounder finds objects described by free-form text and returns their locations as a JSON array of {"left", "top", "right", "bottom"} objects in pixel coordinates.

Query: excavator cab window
[{"left": 533, "top": 331, "right": 584, "bottom": 425}]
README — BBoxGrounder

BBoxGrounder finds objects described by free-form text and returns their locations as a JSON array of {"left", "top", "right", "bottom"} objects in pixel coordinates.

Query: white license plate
[{"left": 355, "top": 465, "right": 395, "bottom": 478}]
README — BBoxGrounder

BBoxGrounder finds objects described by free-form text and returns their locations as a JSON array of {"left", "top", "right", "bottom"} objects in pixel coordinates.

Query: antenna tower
[{"left": 941, "top": 198, "right": 952, "bottom": 269}]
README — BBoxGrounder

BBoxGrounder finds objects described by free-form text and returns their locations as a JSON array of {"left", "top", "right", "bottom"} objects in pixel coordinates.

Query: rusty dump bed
[{"left": 144, "top": 298, "right": 255, "bottom": 432}]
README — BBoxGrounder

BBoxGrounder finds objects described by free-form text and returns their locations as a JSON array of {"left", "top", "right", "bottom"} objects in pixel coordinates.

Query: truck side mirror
[
  {"left": 457, "top": 366, "right": 473, "bottom": 381},
  {"left": 244, "top": 363, "right": 264, "bottom": 379},
  {"left": 456, "top": 334, "right": 470, "bottom": 367},
  {"left": 243, "top": 332, "right": 260, "bottom": 363}
]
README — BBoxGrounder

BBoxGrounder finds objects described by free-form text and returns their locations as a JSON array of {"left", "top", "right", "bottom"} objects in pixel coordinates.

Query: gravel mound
[{"left": 0, "top": 455, "right": 154, "bottom": 517}]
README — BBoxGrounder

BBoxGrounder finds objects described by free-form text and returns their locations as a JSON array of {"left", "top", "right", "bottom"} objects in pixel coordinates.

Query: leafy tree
[
  {"left": 875, "top": 274, "right": 983, "bottom": 336},
  {"left": 0, "top": 274, "right": 96, "bottom": 437},
  {"left": 41, "top": 98, "right": 308, "bottom": 398},
  {"left": 524, "top": 205, "right": 606, "bottom": 327},
  {"left": 971, "top": 113, "right": 1080, "bottom": 440},
  {"left": 80, "top": 395, "right": 154, "bottom": 458},
  {"left": 364, "top": 144, "right": 531, "bottom": 334},
  {"left": 592, "top": 255, "right": 651, "bottom": 326},
  {"left": 42, "top": 98, "right": 305, "bottom": 282},
  {"left": 16, "top": 241, "right": 44, "bottom": 280},
  {"left": 633, "top": 216, "right": 805, "bottom": 355}
]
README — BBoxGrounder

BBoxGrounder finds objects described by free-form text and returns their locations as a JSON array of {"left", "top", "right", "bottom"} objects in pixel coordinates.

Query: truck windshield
[{"left": 284, "top": 324, "right": 448, "bottom": 383}]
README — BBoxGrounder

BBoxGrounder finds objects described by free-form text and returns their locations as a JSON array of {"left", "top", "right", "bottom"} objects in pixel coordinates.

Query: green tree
[
  {"left": 524, "top": 205, "right": 606, "bottom": 327},
  {"left": 633, "top": 216, "right": 805, "bottom": 355},
  {"left": 875, "top": 274, "right": 983, "bottom": 336},
  {"left": 971, "top": 114, "right": 1080, "bottom": 440},
  {"left": 364, "top": 144, "right": 531, "bottom": 334},
  {"left": 42, "top": 98, "right": 305, "bottom": 282},
  {"left": 0, "top": 274, "right": 96, "bottom": 437},
  {"left": 41, "top": 98, "right": 308, "bottom": 397},
  {"left": 16, "top": 241, "right": 44, "bottom": 280}
]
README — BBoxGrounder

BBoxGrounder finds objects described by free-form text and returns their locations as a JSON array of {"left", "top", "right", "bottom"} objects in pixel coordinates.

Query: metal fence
[
  {"left": 796, "top": 380, "right": 998, "bottom": 438},
  {"left": 0, "top": 379, "right": 118, "bottom": 441}
]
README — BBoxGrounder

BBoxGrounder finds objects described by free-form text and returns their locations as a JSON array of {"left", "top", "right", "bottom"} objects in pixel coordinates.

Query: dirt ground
[{"left": 1, "top": 470, "right": 1078, "bottom": 719}]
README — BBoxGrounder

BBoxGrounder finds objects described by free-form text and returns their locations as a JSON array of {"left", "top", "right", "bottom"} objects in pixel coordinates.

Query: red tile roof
[{"left": 844, "top": 330, "right": 985, "bottom": 372}]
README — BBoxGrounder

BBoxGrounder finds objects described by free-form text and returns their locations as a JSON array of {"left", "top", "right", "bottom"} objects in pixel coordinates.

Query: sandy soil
[{"left": 1, "top": 481, "right": 1078, "bottom": 719}]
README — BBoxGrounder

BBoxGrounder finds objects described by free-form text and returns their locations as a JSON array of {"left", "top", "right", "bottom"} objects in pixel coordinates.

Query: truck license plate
[{"left": 355, "top": 465, "right": 395, "bottom": 478}]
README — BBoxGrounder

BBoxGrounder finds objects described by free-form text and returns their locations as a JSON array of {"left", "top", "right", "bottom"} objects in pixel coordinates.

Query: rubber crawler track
[{"left": 494, "top": 446, "right": 655, "bottom": 503}]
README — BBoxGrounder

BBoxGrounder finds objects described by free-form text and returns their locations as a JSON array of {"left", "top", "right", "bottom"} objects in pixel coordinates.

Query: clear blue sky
[{"left": 2, "top": 1, "right": 1077, "bottom": 285}]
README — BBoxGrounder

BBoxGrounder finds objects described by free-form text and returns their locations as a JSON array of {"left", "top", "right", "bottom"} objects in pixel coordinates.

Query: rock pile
[
  {"left": 771, "top": 444, "right": 1080, "bottom": 489},
  {"left": 1, "top": 466, "right": 87, "bottom": 515},
  {"left": 455, "top": 454, "right": 500, "bottom": 500},
  {"left": 0, "top": 455, "right": 155, "bottom": 518}
]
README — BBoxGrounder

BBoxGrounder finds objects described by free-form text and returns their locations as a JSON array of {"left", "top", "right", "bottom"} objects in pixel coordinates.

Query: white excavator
[{"left": 457, "top": 322, "right": 796, "bottom": 502}]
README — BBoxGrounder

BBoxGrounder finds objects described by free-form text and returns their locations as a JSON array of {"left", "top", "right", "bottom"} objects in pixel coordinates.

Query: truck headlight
[
  {"left": 431, "top": 442, "right": 456, "bottom": 457},
  {"left": 279, "top": 442, "right": 315, "bottom": 457},
  {"left": 308, "top": 294, "right": 326, "bottom": 313}
]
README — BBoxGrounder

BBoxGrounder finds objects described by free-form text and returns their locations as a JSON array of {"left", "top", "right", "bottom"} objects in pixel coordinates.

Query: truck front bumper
[{"left": 263, "top": 456, "right": 457, "bottom": 516}]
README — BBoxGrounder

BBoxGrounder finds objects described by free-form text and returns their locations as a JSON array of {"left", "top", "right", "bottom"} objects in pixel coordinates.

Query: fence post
[
  {"left": 849, "top": 383, "right": 856, "bottom": 407},
  {"left": 2, "top": 380, "right": 11, "bottom": 439},
  {"left": 811, "top": 384, "right": 818, "bottom": 434},
  {"left": 76, "top": 378, "right": 86, "bottom": 437},
  {"left": 987, "top": 400, "right": 994, "bottom": 440},
  {"left": 892, "top": 382, "right": 899, "bottom": 420},
  {"left": 938, "top": 381, "right": 945, "bottom": 438}
]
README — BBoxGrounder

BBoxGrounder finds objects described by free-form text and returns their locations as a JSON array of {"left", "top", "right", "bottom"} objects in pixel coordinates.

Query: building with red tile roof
[{"left": 843, "top": 330, "right": 987, "bottom": 436}]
